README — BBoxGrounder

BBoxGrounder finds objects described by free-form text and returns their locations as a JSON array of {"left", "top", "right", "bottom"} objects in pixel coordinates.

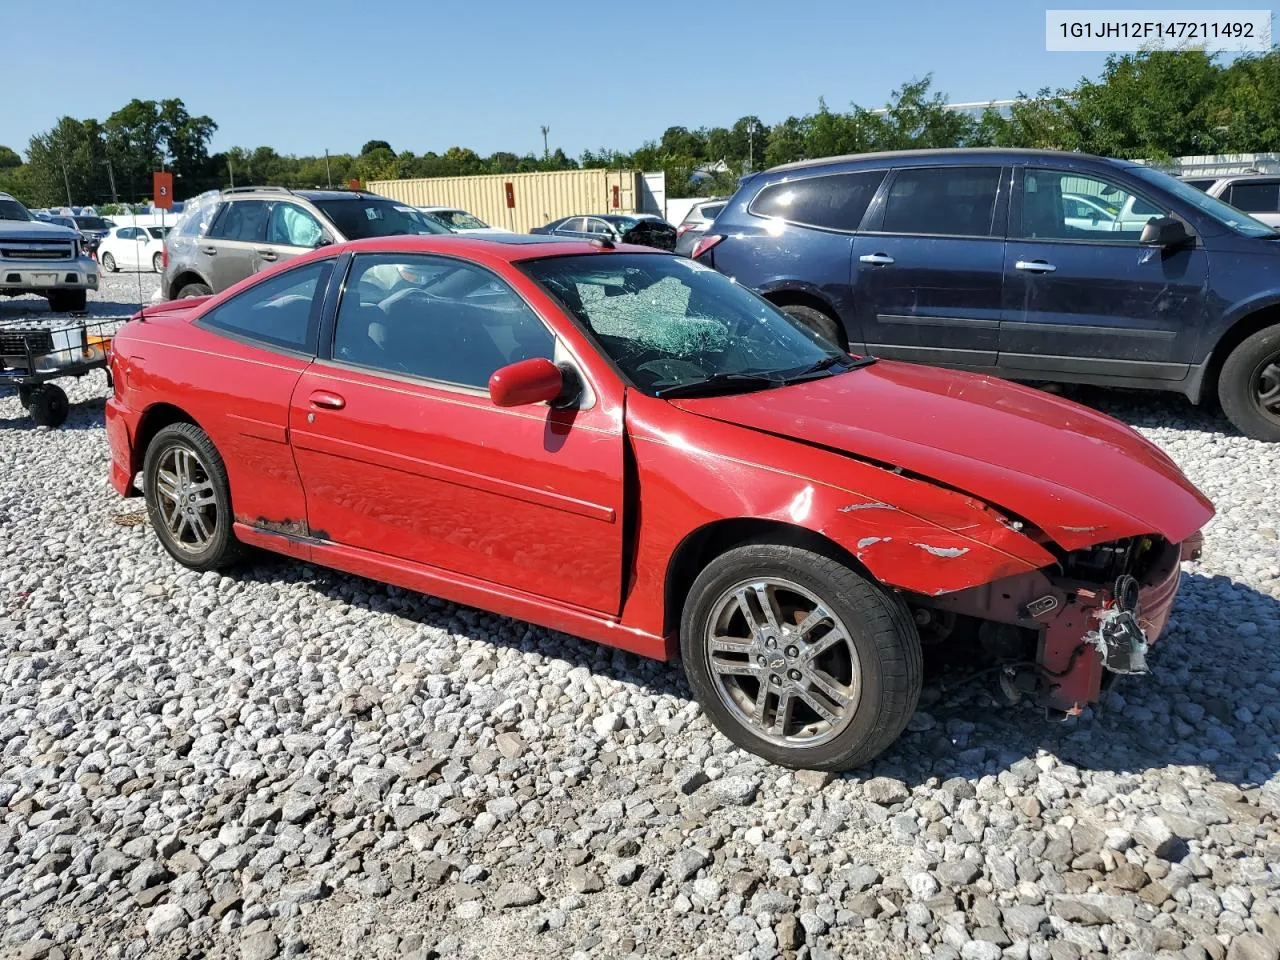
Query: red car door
[
  {"left": 172, "top": 257, "right": 336, "bottom": 536},
  {"left": 288, "top": 252, "right": 626, "bottom": 615}
]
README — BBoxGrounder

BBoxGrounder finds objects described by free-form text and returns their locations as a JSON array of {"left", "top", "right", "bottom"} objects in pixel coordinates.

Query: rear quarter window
[{"left": 748, "top": 171, "right": 886, "bottom": 232}]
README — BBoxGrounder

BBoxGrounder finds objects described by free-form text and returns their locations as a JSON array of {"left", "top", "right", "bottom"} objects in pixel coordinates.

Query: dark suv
[
  {"left": 163, "top": 187, "right": 447, "bottom": 300},
  {"left": 696, "top": 148, "right": 1280, "bottom": 441}
]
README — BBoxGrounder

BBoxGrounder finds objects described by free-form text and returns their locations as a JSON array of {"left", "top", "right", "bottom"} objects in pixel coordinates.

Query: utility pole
[
  {"left": 540, "top": 125, "right": 550, "bottom": 160},
  {"left": 228, "top": 158, "right": 236, "bottom": 188},
  {"left": 324, "top": 149, "right": 333, "bottom": 188},
  {"left": 102, "top": 159, "right": 119, "bottom": 204},
  {"left": 58, "top": 155, "right": 73, "bottom": 208},
  {"left": 746, "top": 121, "right": 758, "bottom": 175}
]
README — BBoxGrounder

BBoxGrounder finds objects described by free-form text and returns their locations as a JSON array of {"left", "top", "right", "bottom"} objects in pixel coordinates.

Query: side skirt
[{"left": 232, "top": 521, "right": 669, "bottom": 661}]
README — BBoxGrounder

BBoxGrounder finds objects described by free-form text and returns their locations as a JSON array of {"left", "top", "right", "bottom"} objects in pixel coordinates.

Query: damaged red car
[{"left": 105, "top": 235, "right": 1213, "bottom": 770}]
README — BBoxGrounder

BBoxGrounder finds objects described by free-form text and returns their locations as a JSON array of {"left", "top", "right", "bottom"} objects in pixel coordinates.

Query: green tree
[{"left": 360, "top": 139, "right": 393, "bottom": 156}]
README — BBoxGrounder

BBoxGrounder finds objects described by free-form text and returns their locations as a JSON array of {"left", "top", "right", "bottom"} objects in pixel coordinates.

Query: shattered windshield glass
[{"left": 521, "top": 253, "right": 852, "bottom": 396}]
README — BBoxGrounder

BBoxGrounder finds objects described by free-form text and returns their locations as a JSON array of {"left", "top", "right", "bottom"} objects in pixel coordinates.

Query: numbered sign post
[{"left": 153, "top": 172, "right": 173, "bottom": 210}]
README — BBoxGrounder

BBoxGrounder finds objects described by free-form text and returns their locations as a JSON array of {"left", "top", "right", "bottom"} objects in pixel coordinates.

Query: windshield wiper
[
  {"left": 654, "top": 372, "right": 786, "bottom": 399},
  {"left": 781, "top": 354, "right": 877, "bottom": 383}
]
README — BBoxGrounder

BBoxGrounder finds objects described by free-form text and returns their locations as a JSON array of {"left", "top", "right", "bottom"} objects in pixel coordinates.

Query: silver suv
[
  {"left": 1, "top": 192, "right": 99, "bottom": 312},
  {"left": 162, "top": 187, "right": 449, "bottom": 300}
]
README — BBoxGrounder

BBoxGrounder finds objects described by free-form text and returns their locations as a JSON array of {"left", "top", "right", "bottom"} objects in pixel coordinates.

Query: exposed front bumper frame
[{"left": 926, "top": 533, "right": 1197, "bottom": 712}]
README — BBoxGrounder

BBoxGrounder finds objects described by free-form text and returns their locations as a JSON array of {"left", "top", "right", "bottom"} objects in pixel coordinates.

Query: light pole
[
  {"left": 746, "top": 121, "right": 759, "bottom": 174},
  {"left": 101, "top": 159, "right": 119, "bottom": 204},
  {"left": 540, "top": 125, "right": 550, "bottom": 160}
]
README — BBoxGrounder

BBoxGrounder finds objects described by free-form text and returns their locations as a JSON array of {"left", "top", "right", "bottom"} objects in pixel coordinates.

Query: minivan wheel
[
  {"left": 143, "top": 423, "right": 242, "bottom": 571},
  {"left": 779, "top": 304, "right": 843, "bottom": 348},
  {"left": 177, "top": 282, "right": 212, "bottom": 299},
  {"left": 1218, "top": 325, "right": 1280, "bottom": 442},
  {"left": 680, "top": 544, "right": 922, "bottom": 771}
]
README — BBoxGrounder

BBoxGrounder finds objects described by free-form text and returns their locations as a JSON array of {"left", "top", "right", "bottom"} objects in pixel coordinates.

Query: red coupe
[{"left": 105, "top": 235, "right": 1213, "bottom": 770}]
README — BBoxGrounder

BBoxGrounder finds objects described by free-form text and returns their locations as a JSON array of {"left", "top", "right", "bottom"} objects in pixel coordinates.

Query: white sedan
[{"left": 97, "top": 225, "right": 168, "bottom": 273}]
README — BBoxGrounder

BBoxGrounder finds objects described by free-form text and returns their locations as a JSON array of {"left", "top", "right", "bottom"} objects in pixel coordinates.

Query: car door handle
[
  {"left": 309, "top": 390, "right": 345, "bottom": 410},
  {"left": 858, "top": 253, "right": 895, "bottom": 265},
  {"left": 1015, "top": 259, "right": 1057, "bottom": 273},
  {"left": 200, "top": 246, "right": 217, "bottom": 255},
  {"left": 256, "top": 249, "right": 278, "bottom": 262}
]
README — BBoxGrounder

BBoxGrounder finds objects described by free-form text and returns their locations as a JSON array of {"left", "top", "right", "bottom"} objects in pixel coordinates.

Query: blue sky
[{"left": 0, "top": 0, "right": 1251, "bottom": 159}]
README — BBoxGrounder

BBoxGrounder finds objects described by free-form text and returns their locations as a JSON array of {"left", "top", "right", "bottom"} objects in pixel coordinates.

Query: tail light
[
  {"left": 676, "top": 223, "right": 693, "bottom": 236},
  {"left": 690, "top": 234, "right": 724, "bottom": 260},
  {"left": 161, "top": 245, "right": 168, "bottom": 269}
]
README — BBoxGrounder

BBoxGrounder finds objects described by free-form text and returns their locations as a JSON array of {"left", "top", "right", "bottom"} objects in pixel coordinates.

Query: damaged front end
[{"left": 915, "top": 530, "right": 1203, "bottom": 715}]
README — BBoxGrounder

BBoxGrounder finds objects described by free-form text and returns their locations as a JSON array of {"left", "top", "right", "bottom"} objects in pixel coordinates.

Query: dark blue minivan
[{"left": 695, "top": 148, "right": 1280, "bottom": 441}]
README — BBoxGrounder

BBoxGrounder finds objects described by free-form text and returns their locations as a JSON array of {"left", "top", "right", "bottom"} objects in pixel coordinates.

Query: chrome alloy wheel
[
  {"left": 704, "top": 577, "right": 862, "bottom": 747},
  {"left": 153, "top": 444, "right": 218, "bottom": 553}
]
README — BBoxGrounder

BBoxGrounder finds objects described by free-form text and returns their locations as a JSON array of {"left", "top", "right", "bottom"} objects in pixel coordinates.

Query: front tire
[
  {"left": 101, "top": 252, "right": 117, "bottom": 272},
  {"left": 1219, "top": 325, "right": 1280, "bottom": 442},
  {"left": 143, "top": 423, "right": 242, "bottom": 571},
  {"left": 680, "top": 544, "right": 922, "bottom": 771},
  {"left": 152, "top": 252, "right": 163, "bottom": 273},
  {"left": 27, "top": 384, "right": 69, "bottom": 427},
  {"left": 779, "top": 303, "right": 843, "bottom": 349}
]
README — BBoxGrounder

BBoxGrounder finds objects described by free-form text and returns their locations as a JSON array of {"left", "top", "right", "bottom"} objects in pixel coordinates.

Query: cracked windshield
[{"left": 522, "top": 253, "right": 852, "bottom": 396}]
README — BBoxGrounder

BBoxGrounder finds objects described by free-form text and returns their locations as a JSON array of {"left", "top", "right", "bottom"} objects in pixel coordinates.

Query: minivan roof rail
[{"left": 222, "top": 185, "right": 295, "bottom": 195}]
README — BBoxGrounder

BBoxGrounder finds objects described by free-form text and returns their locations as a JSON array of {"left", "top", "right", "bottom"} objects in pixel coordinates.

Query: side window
[
  {"left": 1227, "top": 181, "right": 1280, "bottom": 213},
  {"left": 117, "top": 227, "right": 136, "bottom": 240},
  {"left": 749, "top": 171, "right": 885, "bottom": 231},
  {"left": 332, "top": 254, "right": 555, "bottom": 391},
  {"left": 880, "top": 167, "right": 1001, "bottom": 237},
  {"left": 586, "top": 219, "right": 613, "bottom": 235},
  {"left": 559, "top": 217, "right": 586, "bottom": 234},
  {"left": 1019, "top": 170, "right": 1165, "bottom": 241},
  {"left": 208, "top": 200, "right": 270, "bottom": 242},
  {"left": 198, "top": 259, "right": 333, "bottom": 353},
  {"left": 267, "top": 203, "right": 325, "bottom": 247}
]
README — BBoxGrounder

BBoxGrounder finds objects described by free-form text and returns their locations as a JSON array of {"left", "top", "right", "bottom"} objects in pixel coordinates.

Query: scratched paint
[
  {"left": 838, "top": 501, "right": 895, "bottom": 513},
  {"left": 912, "top": 543, "right": 970, "bottom": 558},
  {"left": 857, "top": 536, "right": 888, "bottom": 549}
]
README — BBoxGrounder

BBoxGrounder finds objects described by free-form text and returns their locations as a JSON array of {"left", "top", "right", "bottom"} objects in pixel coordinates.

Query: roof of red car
[{"left": 339, "top": 234, "right": 664, "bottom": 263}]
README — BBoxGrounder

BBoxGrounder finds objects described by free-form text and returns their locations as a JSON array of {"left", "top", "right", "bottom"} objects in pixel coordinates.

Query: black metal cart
[{"left": 0, "top": 316, "right": 123, "bottom": 427}]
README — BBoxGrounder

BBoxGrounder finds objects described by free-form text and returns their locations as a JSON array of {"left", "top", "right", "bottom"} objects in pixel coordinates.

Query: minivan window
[
  {"left": 880, "top": 167, "right": 1001, "bottom": 237},
  {"left": 1227, "top": 181, "right": 1280, "bottom": 214},
  {"left": 1130, "top": 166, "right": 1276, "bottom": 237},
  {"left": 749, "top": 171, "right": 885, "bottom": 232},
  {"left": 1019, "top": 170, "right": 1164, "bottom": 241},
  {"left": 209, "top": 200, "right": 270, "bottom": 243},
  {"left": 312, "top": 198, "right": 447, "bottom": 240}
]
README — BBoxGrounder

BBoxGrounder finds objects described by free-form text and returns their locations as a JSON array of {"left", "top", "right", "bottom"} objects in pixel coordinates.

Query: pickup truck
[{"left": 1, "top": 191, "right": 99, "bottom": 312}]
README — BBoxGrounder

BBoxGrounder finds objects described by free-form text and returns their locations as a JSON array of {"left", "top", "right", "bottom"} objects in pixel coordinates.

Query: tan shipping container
[{"left": 367, "top": 168, "right": 642, "bottom": 234}]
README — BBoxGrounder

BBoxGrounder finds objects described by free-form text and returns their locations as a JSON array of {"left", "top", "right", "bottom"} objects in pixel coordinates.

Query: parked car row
[{"left": 691, "top": 148, "right": 1280, "bottom": 441}]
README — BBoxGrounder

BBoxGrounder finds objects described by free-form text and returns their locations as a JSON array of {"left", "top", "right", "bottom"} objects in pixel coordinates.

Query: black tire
[
  {"left": 1219, "top": 325, "right": 1280, "bottom": 442},
  {"left": 17, "top": 385, "right": 35, "bottom": 409},
  {"left": 46, "top": 290, "right": 87, "bottom": 313},
  {"left": 142, "top": 422, "right": 242, "bottom": 571},
  {"left": 177, "top": 282, "right": 212, "bottom": 299},
  {"left": 680, "top": 544, "right": 922, "bottom": 771},
  {"left": 152, "top": 252, "right": 164, "bottom": 273},
  {"left": 27, "top": 384, "right": 69, "bottom": 427},
  {"left": 779, "top": 303, "right": 844, "bottom": 348},
  {"left": 101, "top": 252, "right": 117, "bottom": 272}
]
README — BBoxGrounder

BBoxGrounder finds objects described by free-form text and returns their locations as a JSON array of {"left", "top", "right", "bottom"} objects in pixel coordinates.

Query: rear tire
[
  {"left": 101, "top": 252, "right": 117, "bottom": 272},
  {"left": 177, "top": 282, "right": 212, "bottom": 299},
  {"left": 27, "top": 384, "right": 69, "bottom": 427},
  {"left": 143, "top": 422, "right": 242, "bottom": 571},
  {"left": 1218, "top": 325, "right": 1280, "bottom": 442},
  {"left": 152, "top": 252, "right": 163, "bottom": 273},
  {"left": 46, "top": 290, "right": 87, "bottom": 312},
  {"left": 680, "top": 543, "right": 922, "bottom": 771},
  {"left": 779, "top": 303, "right": 844, "bottom": 349}
]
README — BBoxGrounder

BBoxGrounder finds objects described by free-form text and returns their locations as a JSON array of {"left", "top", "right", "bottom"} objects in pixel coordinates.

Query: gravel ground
[{"left": 2, "top": 277, "right": 1279, "bottom": 960}]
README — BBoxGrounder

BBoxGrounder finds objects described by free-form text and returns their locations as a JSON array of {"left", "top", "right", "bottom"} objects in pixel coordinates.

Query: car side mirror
[
  {"left": 1140, "top": 216, "right": 1191, "bottom": 248},
  {"left": 489, "top": 357, "right": 565, "bottom": 408},
  {"left": 316, "top": 235, "right": 333, "bottom": 248}
]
